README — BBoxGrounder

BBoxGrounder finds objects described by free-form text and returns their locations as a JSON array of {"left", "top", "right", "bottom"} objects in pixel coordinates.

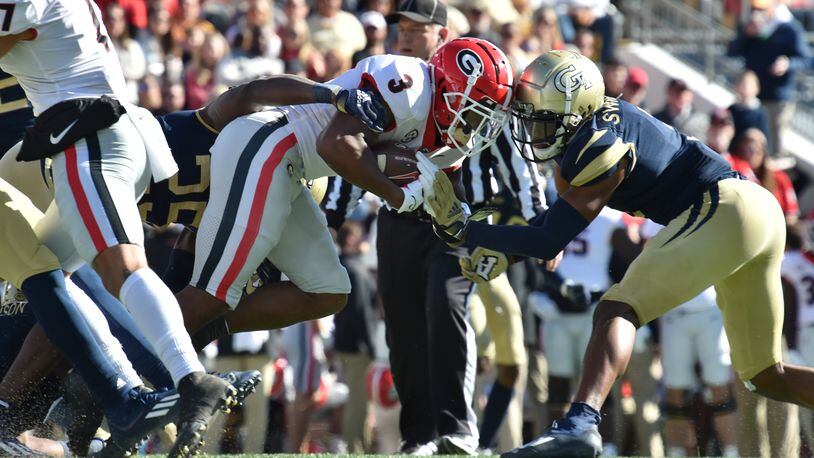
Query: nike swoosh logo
[{"left": 50, "top": 120, "right": 78, "bottom": 145}]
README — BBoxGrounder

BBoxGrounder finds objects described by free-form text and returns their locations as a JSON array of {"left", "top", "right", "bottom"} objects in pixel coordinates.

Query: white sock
[
  {"left": 64, "top": 278, "right": 142, "bottom": 389},
  {"left": 119, "top": 267, "right": 204, "bottom": 385}
]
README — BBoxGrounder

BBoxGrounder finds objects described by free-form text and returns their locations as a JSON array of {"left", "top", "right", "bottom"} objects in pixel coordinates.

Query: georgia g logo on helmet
[
  {"left": 456, "top": 49, "right": 484, "bottom": 77},
  {"left": 554, "top": 64, "right": 593, "bottom": 93}
]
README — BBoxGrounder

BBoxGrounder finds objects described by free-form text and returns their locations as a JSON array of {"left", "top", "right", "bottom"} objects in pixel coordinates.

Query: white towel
[{"left": 124, "top": 104, "right": 178, "bottom": 182}]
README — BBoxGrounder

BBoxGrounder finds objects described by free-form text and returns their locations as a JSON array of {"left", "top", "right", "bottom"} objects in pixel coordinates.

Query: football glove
[
  {"left": 421, "top": 167, "right": 470, "bottom": 244},
  {"left": 397, "top": 179, "right": 426, "bottom": 213},
  {"left": 314, "top": 84, "right": 386, "bottom": 133},
  {"left": 461, "top": 247, "right": 508, "bottom": 283}
]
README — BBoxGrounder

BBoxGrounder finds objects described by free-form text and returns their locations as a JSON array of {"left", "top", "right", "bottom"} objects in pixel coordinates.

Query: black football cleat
[
  {"left": 168, "top": 372, "right": 237, "bottom": 457},
  {"left": 501, "top": 403, "right": 602, "bottom": 458},
  {"left": 215, "top": 370, "right": 262, "bottom": 406},
  {"left": 60, "top": 372, "right": 104, "bottom": 456}
]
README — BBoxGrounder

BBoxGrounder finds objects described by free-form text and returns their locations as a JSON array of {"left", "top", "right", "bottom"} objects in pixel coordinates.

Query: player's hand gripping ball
[{"left": 461, "top": 247, "right": 508, "bottom": 283}]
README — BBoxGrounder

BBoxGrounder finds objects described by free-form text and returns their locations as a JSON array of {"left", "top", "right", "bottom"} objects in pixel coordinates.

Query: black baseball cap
[{"left": 386, "top": 0, "right": 447, "bottom": 27}]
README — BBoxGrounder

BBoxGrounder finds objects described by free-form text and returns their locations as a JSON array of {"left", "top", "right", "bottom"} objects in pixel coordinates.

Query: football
[{"left": 372, "top": 141, "right": 419, "bottom": 186}]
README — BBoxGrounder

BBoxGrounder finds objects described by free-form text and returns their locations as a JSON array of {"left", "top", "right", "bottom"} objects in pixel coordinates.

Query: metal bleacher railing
[{"left": 621, "top": 0, "right": 814, "bottom": 143}]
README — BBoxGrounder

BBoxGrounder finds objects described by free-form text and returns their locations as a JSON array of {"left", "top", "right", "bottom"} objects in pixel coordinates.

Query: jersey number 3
[{"left": 388, "top": 75, "right": 413, "bottom": 93}]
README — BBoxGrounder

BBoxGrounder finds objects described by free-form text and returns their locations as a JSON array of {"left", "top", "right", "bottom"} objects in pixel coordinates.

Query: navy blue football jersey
[
  {"left": 556, "top": 97, "right": 736, "bottom": 225},
  {"left": 139, "top": 110, "right": 219, "bottom": 228},
  {"left": 0, "top": 69, "right": 34, "bottom": 158},
  {"left": 0, "top": 289, "right": 36, "bottom": 377}
]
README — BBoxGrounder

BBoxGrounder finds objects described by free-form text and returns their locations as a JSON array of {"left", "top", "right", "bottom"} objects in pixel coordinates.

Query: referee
[{"left": 323, "top": 4, "right": 545, "bottom": 451}]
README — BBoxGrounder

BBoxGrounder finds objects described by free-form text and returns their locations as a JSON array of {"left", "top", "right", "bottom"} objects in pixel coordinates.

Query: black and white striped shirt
[{"left": 322, "top": 125, "right": 547, "bottom": 229}]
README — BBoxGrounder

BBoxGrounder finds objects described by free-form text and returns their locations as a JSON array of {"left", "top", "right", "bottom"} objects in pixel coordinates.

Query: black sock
[
  {"left": 191, "top": 316, "right": 229, "bottom": 351},
  {"left": 479, "top": 381, "right": 514, "bottom": 449}
]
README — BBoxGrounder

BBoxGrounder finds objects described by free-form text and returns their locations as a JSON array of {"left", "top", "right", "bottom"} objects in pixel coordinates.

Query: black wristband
[{"left": 313, "top": 84, "right": 337, "bottom": 105}]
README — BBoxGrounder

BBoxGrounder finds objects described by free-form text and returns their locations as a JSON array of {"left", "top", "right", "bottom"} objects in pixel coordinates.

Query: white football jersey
[
  {"left": 274, "top": 54, "right": 434, "bottom": 180},
  {"left": 558, "top": 207, "right": 623, "bottom": 292},
  {"left": 782, "top": 250, "right": 814, "bottom": 329},
  {"left": 0, "top": 0, "right": 128, "bottom": 115}
]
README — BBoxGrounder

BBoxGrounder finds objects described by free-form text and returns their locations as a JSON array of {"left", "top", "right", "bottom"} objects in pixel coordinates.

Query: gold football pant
[
  {"left": 603, "top": 178, "right": 785, "bottom": 381},
  {"left": 0, "top": 178, "right": 61, "bottom": 288}
]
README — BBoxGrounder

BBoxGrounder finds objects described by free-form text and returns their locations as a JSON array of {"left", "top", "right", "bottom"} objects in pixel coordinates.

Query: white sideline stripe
[
  {"left": 153, "top": 400, "right": 178, "bottom": 409},
  {"left": 145, "top": 408, "right": 170, "bottom": 419},
  {"left": 162, "top": 393, "right": 181, "bottom": 401}
]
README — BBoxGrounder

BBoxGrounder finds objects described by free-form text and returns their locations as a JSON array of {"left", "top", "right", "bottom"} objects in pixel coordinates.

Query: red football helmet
[
  {"left": 366, "top": 362, "right": 399, "bottom": 409},
  {"left": 430, "top": 37, "right": 514, "bottom": 156}
]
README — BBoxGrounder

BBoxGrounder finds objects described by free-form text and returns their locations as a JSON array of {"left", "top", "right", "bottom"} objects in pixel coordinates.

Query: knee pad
[
  {"left": 706, "top": 395, "right": 737, "bottom": 415},
  {"left": 663, "top": 391, "right": 693, "bottom": 419}
]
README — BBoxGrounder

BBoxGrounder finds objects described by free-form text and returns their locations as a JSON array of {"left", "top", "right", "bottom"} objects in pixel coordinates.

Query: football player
[
  {"left": 0, "top": 2, "right": 236, "bottom": 454},
  {"left": 420, "top": 50, "right": 814, "bottom": 457},
  {"left": 0, "top": 177, "right": 186, "bottom": 456},
  {"left": 176, "top": 38, "right": 514, "bottom": 357}
]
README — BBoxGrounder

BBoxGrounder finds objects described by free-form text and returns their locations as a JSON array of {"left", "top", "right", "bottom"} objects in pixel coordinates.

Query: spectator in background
[
  {"left": 728, "top": 0, "right": 812, "bottom": 156},
  {"left": 308, "top": 0, "right": 366, "bottom": 58},
  {"left": 280, "top": 20, "right": 310, "bottom": 71},
  {"left": 171, "top": 0, "right": 216, "bottom": 62},
  {"left": 728, "top": 70, "right": 772, "bottom": 149},
  {"left": 160, "top": 79, "right": 186, "bottom": 115},
  {"left": 283, "top": 0, "right": 310, "bottom": 25},
  {"left": 183, "top": 32, "right": 228, "bottom": 109},
  {"left": 227, "top": 0, "right": 282, "bottom": 60},
  {"left": 462, "top": 0, "right": 500, "bottom": 43},
  {"left": 602, "top": 57, "right": 627, "bottom": 98},
  {"left": 105, "top": 3, "right": 146, "bottom": 104},
  {"left": 500, "top": 22, "right": 532, "bottom": 74},
  {"left": 323, "top": 47, "right": 352, "bottom": 81},
  {"left": 525, "top": 6, "right": 564, "bottom": 55},
  {"left": 731, "top": 128, "right": 800, "bottom": 223},
  {"left": 98, "top": 0, "right": 148, "bottom": 32},
  {"left": 140, "top": 6, "right": 182, "bottom": 79},
  {"left": 334, "top": 221, "right": 378, "bottom": 453},
  {"left": 621, "top": 66, "right": 648, "bottom": 108},
  {"left": 353, "top": 11, "right": 388, "bottom": 65},
  {"left": 573, "top": 27, "right": 595, "bottom": 60},
  {"left": 560, "top": 0, "right": 616, "bottom": 62},
  {"left": 654, "top": 78, "right": 709, "bottom": 142},
  {"left": 138, "top": 74, "right": 163, "bottom": 113},
  {"left": 707, "top": 109, "right": 739, "bottom": 157}
]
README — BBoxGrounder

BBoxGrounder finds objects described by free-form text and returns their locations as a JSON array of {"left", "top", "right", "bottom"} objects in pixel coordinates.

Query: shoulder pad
[
  {"left": 356, "top": 55, "right": 431, "bottom": 123},
  {"left": 560, "top": 121, "right": 631, "bottom": 187}
]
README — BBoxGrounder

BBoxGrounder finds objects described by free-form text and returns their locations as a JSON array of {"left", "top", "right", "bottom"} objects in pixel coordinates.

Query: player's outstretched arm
[
  {"left": 429, "top": 157, "right": 628, "bottom": 260},
  {"left": 199, "top": 76, "right": 385, "bottom": 132}
]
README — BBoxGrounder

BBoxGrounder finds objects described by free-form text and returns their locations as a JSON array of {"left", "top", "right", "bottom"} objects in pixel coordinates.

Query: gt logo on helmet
[
  {"left": 554, "top": 64, "right": 593, "bottom": 93},
  {"left": 456, "top": 49, "right": 483, "bottom": 77}
]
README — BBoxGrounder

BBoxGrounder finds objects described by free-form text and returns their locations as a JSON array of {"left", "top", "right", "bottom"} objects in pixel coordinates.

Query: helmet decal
[
  {"left": 554, "top": 64, "right": 593, "bottom": 93},
  {"left": 456, "top": 49, "right": 483, "bottom": 77}
]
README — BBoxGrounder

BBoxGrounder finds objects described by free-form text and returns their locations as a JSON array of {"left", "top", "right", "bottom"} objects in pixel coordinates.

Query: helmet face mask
[{"left": 443, "top": 91, "right": 508, "bottom": 155}]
